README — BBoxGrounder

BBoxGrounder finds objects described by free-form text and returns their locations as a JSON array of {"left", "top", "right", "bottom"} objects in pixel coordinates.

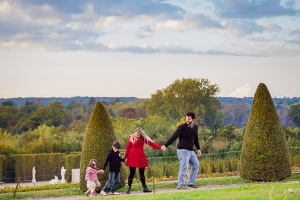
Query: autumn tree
[
  {"left": 107, "top": 102, "right": 127, "bottom": 118},
  {"left": 48, "top": 101, "right": 70, "bottom": 127},
  {"left": 111, "top": 117, "right": 137, "bottom": 148},
  {"left": 240, "top": 83, "right": 291, "bottom": 181},
  {"left": 1, "top": 100, "right": 17, "bottom": 107},
  {"left": 223, "top": 102, "right": 249, "bottom": 128},
  {"left": 218, "top": 124, "right": 236, "bottom": 142},
  {"left": 0, "top": 106, "right": 19, "bottom": 130},
  {"left": 79, "top": 101, "right": 125, "bottom": 191},
  {"left": 88, "top": 97, "right": 97, "bottom": 106},
  {"left": 278, "top": 107, "right": 294, "bottom": 127},
  {"left": 19, "top": 104, "right": 38, "bottom": 115},
  {"left": 144, "top": 78, "right": 221, "bottom": 127},
  {"left": 14, "top": 106, "right": 50, "bottom": 133},
  {"left": 288, "top": 103, "right": 300, "bottom": 127},
  {"left": 119, "top": 108, "right": 136, "bottom": 119}
]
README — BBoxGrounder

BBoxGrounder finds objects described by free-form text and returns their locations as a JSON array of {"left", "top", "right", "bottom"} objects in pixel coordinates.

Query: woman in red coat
[{"left": 125, "top": 127, "right": 164, "bottom": 194}]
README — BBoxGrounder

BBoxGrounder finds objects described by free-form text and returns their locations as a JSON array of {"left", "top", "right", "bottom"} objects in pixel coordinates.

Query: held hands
[
  {"left": 99, "top": 169, "right": 105, "bottom": 174},
  {"left": 161, "top": 145, "right": 167, "bottom": 151}
]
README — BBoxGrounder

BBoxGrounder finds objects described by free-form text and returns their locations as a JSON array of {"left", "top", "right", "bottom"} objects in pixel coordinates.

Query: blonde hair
[{"left": 132, "top": 127, "right": 153, "bottom": 144}]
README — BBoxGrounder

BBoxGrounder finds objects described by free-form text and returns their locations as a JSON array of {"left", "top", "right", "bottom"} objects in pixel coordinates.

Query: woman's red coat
[{"left": 125, "top": 136, "right": 161, "bottom": 168}]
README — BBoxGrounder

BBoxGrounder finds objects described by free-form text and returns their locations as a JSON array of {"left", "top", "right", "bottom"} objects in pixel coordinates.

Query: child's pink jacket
[{"left": 85, "top": 167, "right": 101, "bottom": 181}]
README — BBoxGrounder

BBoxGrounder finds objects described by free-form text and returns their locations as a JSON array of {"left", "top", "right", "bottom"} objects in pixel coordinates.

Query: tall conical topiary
[
  {"left": 79, "top": 101, "right": 124, "bottom": 190},
  {"left": 240, "top": 83, "right": 291, "bottom": 181}
]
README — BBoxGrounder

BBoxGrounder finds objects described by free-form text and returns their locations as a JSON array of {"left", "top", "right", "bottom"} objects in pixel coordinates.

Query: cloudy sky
[{"left": 1, "top": 0, "right": 300, "bottom": 99}]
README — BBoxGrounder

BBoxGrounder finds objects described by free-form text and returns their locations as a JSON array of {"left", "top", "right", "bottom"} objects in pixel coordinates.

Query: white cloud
[
  {"left": 262, "top": 22, "right": 282, "bottom": 32},
  {"left": 94, "top": 16, "right": 126, "bottom": 29},
  {"left": 228, "top": 84, "right": 252, "bottom": 97},
  {"left": 155, "top": 13, "right": 221, "bottom": 32},
  {"left": 211, "top": 41, "right": 300, "bottom": 56}
]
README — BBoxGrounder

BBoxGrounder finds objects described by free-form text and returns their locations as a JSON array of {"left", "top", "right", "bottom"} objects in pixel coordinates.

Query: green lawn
[{"left": 1, "top": 174, "right": 300, "bottom": 199}]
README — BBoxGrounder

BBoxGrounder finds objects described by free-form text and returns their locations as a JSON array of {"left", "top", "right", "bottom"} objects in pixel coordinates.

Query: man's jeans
[
  {"left": 102, "top": 171, "right": 120, "bottom": 193},
  {"left": 177, "top": 149, "right": 199, "bottom": 188}
]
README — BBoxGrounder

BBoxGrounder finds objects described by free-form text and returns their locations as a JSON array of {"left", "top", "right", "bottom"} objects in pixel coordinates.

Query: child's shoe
[
  {"left": 109, "top": 191, "right": 120, "bottom": 195},
  {"left": 100, "top": 191, "right": 107, "bottom": 196},
  {"left": 89, "top": 191, "right": 94, "bottom": 197},
  {"left": 84, "top": 189, "right": 90, "bottom": 196}
]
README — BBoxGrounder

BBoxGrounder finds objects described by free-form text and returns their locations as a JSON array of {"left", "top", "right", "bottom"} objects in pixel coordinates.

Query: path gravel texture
[{"left": 20, "top": 183, "right": 246, "bottom": 200}]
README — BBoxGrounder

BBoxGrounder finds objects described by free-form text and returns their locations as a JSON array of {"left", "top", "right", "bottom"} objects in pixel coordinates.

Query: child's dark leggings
[{"left": 127, "top": 167, "right": 146, "bottom": 186}]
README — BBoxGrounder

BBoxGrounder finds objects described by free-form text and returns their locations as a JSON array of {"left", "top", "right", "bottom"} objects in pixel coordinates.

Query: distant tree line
[{"left": 0, "top": 78, "right": 300, "bottom": 157}]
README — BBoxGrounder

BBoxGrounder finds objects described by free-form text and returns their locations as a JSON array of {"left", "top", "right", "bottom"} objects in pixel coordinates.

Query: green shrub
[
  {"left": 240, "top": 83, "right": 291, "bottom": 181},
  {"left": 217, "top": 162, "right": 223, "bottom": 173},
  {"left": 79, "top": 101, "right": 124, "bottom": 190},
  {"left": 211, "top": 163, "right": 216, "bottom": 173},
  {"left": 226, "top": 159, "right": 232, "bottom": 172}
]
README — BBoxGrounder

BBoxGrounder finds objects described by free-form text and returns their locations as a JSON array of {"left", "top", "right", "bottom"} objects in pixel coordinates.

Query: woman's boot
[
  {"left": 142, "top": 185, "right": 152, "bottom": 193},
  {"left": 126, "top": 186, "right": 131, "bottom": 194},
  {"left": 141, "top": 177, "right": 152, "bottom": 192},
  {"left": 126, "top": 179, "right": 133, "bottom": 194}
]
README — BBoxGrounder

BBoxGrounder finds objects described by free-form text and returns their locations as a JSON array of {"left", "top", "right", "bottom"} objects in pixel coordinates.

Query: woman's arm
[
  {"left": 147, "top": 140, "right": 161, "bottom": 150},
  {"left": 125, "top": 136, "right": 132, "bottom": 159}
]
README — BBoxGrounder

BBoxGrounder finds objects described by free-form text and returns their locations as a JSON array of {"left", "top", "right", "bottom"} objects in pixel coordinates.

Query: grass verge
[{"left": 0, "top": 173, "right": 300, "bottom": 199}]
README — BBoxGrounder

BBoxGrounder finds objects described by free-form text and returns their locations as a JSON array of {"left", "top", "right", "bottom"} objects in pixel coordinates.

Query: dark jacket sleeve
[
  {"left": 194, "top": 126, "right": 201, "bottom": 150},
  {"left": 164, "top": 124, "right": 184, "bottom": 147},
  {"left": 101, "top": 151, "right": 111, "bottom": 170}
]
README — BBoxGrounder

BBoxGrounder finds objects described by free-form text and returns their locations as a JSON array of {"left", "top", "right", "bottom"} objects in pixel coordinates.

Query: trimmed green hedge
[
  {"left": 11, "top": 153, "right": 65, "bottom": 182},
  {"left": 201, "top": 151, "right": 241, "bottom": 160},
  {"left": 2, "top": 149, "right": 300, "bottom": 184},
  {"left": 121, "top": 156, "right": 241, "bottom": 179},
  {"left": 65, "top": 154, "right": 81, "bottom": 182}
]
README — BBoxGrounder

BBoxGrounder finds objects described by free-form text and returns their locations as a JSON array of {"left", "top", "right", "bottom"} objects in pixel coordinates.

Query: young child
[
  {"left": 85, "top": 159, "right": 102, "bottom": 197},
  {"left": 99, "top": 141, "right": 125, "bottom": 196}
]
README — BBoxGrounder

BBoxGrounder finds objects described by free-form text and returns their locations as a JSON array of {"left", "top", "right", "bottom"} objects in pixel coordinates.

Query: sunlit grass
[{"left": 1, "top": 173, "right": 300, "bottom": 199}]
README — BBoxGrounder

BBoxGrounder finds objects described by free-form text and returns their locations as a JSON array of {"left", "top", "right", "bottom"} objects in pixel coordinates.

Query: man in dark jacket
[{"left": 162, "top": 111, "right": 201, "bottom": 189}]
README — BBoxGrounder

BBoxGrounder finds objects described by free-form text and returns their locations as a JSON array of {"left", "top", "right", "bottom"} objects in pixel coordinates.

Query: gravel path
[{"left": 21, "top": 183, "right": 246, "bottom": 200}]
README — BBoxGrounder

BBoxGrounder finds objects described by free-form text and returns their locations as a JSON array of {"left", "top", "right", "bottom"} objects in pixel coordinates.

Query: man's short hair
[
  {"left": 186, "top": 111, "right": 195, "bottom": 119},
  {"left": 113, "top": 141, "right": 121, "bottom": 149}
]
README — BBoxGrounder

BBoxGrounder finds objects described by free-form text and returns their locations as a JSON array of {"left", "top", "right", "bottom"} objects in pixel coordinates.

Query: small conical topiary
[
  {"left": 79, "top": 101, "right": 125, "bottom": 190},
  {"left": 240, "top": 83, "right": 291, "bottom": 181}
]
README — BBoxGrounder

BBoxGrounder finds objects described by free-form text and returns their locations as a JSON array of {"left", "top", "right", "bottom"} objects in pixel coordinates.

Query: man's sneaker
[
  {"left": 187, "top": 184, "right": 199, "bottom": 188},
  {"left": 100, "top": 191, "right": 107, "bottom": 196},
  {"left": 109, "top": 191, "right": 120, "bottom": 195},
  {"left": 177, "top": 186, "right": 187, "bottom": 190}
]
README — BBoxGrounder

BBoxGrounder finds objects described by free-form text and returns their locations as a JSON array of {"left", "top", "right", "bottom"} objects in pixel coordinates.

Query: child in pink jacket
[{"left": 85, "top": 159, "right": 102, "bottom": 197}]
